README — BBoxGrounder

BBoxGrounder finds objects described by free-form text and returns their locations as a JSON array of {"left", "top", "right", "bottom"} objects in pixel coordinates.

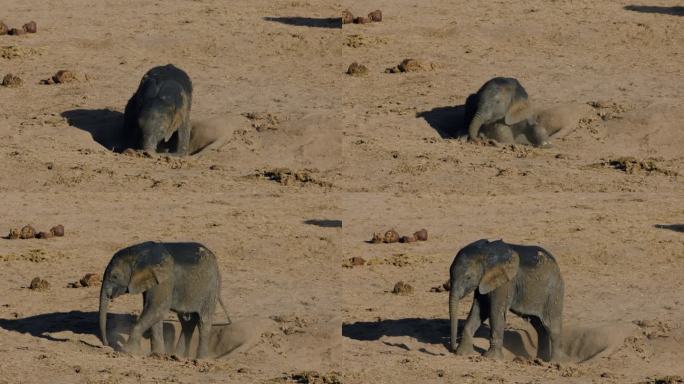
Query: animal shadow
[
  {"left": 263, "top": 16, "right": 341, "bottom": 29},
  {"left": 655, "top": 224, "right": 684, "bottom": 233},
  {"left": 342, "top": 317, "right": 533, "bottom": 358},
  {"left": 61, "top": 109, "right": 129, "bottom": 152},
  {"left": 416, "top": 105, "right": 468, "bottom": 139},
  {"left": 303, "top": 219, "right": 342, "bottom": 228},
  {"left": 624, "top": 5, "right": 684, "bottom": 16}
]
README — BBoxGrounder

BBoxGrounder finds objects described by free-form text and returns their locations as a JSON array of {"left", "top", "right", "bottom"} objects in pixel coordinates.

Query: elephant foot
[
  {"left": 455, "top": 342, "right": 475, "bottom": 356},
  {"left": 483, "top": 347, "right": 504, "bottom": 360}
]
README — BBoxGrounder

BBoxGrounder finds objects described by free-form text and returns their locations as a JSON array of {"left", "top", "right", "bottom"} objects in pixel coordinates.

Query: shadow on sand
[
  {"left": 655, "top": 224, "right": 684, "bottom": 233},
  {"left": 624, "top": 5, "right": 684, "bottom": 16},
  {"left": 303, "top": 219, "right": 342, "bottom": 228},
  {"left": 416, "top": 105, "right": 468, "bottom": 139},
  {"left": 61, "top": 109, "right": 129, "bottom": 152},
  {"left": 263, "top": 16, "right": 341, "bottom": 29}
]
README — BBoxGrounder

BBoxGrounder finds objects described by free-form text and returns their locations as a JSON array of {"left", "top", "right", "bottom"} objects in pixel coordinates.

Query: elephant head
[
  {"left": 466, "top": 77, "right": 532, "bottom": 141},
  {"left": 449, "top": 240, "right": 520, "bottom": 352},
  {"left": 99, "top": 242, "right": 173, "bottom": 346}
]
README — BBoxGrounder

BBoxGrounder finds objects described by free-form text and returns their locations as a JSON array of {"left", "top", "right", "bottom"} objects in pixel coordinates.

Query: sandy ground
[{"left": 1, "top": 0, "right": 683, "bottom": 383}]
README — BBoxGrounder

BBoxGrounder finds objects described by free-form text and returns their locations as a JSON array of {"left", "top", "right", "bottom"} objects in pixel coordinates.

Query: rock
[
  {"left": 399, "top": 235, "right": 416, "bottom": 243},
  {"left": 1, "top": 73, "right": 22, "bottom": 88},
  {"left": 22, "top": 21, "right": 37, "bottom": 33},
  {"left": 346, "top": 62, "right": 368, "bottom": 76},
  {"left": 398, "top": 59, "right": 423, "bottom": 72},
  {"left": 349, "top": 257, "right": 366, "bottom": 266},
  {"left": 354, "top": 16, "right": 370, "bottom": 24},
  {"left": 368, "top": 10, "right": 382, "bottom": 22},
  {"left": 0, "top": 21, "right": 8, "bottom": 35},
  {"left": 392, "top": 281, "right": 413, "bottom": 295},
  {"left": 9, "top": 28, "right": 25, "bottom": 36},
  {"left": 430, "top": 280, "right": 450, "bottom": 293},
  {"left": 7, "top": 228, "right": 20, "bottom": 239},
  {"left": 413, "top": 229, "right": 428, "bottom": 241},
  {"left": 383, "top": 229, "right": 400, "bottom": 243},
  {"left": 52, "top": 70, "right": 77, "bottom": 84},
  {"left": 79, "top": 273, "right": 101, "bottom": 287},
  {"left": 50, "top": 224, "right": 65, "bottom": 237},
  {"left": 20, "top": 225, "right": 36, "bottom": 239},
  {"left": 29, "top": 277, "right": 49, "bottom": 291},
  {"left": 371, "top": 232, "right": 383, "bottom": 244},
  {"left": 36, "top": 231, "right": 53, "bottom": 239},
  {"left": 342, "top": 10, "right": 354, "bottom": 24}
]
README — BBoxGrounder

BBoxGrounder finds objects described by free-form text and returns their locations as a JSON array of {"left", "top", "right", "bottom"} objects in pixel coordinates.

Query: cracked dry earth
[{"left": 1, "top": 0, "right": 683, "bottom": 383}]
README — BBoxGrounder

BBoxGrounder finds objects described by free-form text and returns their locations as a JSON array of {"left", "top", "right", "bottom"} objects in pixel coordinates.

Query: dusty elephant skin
[
  {"left": 449, "top": 239, "right": 564, "bottom": 362},
  {"left": 123, "top": 64, "right": 193, "bottom": 155},
  {"left": 464, "top": 77, "right": 539, "bottom": 144},
  {"left": 99, "top": 241, "right": 231, "bottom": 359}
]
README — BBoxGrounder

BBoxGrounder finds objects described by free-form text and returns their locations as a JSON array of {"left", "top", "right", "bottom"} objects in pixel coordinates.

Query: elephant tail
[
  {"left": 468, "top": 111, "right": 484, "bottom": 141},
  {"left": 218, "top": 296, "right": 232, "bottom": 324}
]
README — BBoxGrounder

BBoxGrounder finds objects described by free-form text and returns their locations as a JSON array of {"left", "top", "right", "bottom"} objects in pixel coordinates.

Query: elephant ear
[
  {"left": 505, "top": 98, "right": 533, "bottom": 125},
  {"left": 478, "top": 244, "right": 520, "bottom": 295},
  {"left": 127, "top": 245, "right": 173, "bottom": 294}
]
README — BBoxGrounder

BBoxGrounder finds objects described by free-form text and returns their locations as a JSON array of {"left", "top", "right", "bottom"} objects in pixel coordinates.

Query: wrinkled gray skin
[
  {"left": 449, "top": 239, "right": 564, "bottom": 362},
  {"left": 478, "top": 119, "right": 558, "bottom": 147},
  {"left": 99, "top": 241, "right": 231, "bottom": 359},
  {"left": 465, "top": 77, "right": 539, "bottom": 144},
  {"left": 124, "top": 64, "right": 193, "bottom": 155}
]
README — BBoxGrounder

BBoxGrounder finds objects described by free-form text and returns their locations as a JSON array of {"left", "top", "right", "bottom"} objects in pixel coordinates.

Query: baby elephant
[
  {"left": 99, "top": 241, "right": 231, "bottom": 359},
  {"left": 464, "top": 77, "right": 540, "bottom": 144},
  {"left": 123, "top": 64, "right": 193, "bottom": 155},
  {"left": 449, "top": 239, "right": 564, "bottom": 361}
]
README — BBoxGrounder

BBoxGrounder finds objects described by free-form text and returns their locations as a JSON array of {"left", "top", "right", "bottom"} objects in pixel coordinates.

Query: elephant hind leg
[
  {"left": 530, "top": 317, "right": 550, "bottom": 361},
  {"left": 176, "top": 313, "right": 197, "bottom": 358},
  {"left": 150, "top": 321, "right": 165, "bottom": 354},
  {"left": 196, "top": 314, "right": 213, "bottom": 359}
]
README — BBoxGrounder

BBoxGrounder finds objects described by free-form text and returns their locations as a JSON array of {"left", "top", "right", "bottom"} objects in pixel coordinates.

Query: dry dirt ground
[{"left": 1, "top": 0, "right": 683, "bottom": 383}]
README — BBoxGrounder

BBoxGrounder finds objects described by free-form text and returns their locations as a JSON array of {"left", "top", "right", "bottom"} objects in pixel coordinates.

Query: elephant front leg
[
  {"left": 483, "top": 298, "right": 506, "bottom": 360},
  {"left": 196, "top": 315, "right": 212, "bottom": 359},
  {"left": 456, "top": 298, "right": 486, "bottom": 356},
  {"left": 175, "top": 118, "right": 191, "bottom": 156},
  {"left": 124, "top": 307, "right": 167, "bottom": 355}
]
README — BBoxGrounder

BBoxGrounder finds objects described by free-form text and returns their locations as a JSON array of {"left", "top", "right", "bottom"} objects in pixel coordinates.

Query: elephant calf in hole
[
  {"left": 123, "top": 64, "right": 193, "bottom": 155},
  {"left": 464, "top": 77, "right": 552, "bottom": 147},
  {"left": 99, "top": 241, "right": 231, "bottom": 359},
  {"left": 449, "top": 239, "right": 564, "bottom": 362}
]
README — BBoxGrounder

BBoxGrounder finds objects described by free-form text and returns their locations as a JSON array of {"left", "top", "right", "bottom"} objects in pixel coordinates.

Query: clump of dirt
[
  {"left": 639, "top": 376, "right": 683, "bottom": 384},
  {"left": 595, "top": 157, "right": 677, "bottom": 176},
  {"left": 50, "top": 224, "right": 65, "bottom": 237},
  {"left": 8, "top": 28, "right": 25, "bottom": 36},
  {"left": 342, "top": 10, "right": 353, "bottom": 24},
  {"left": 35, "top": 231, "right": 53, "bottom": 239},
  {"left": 270, "top": 314, "right": 311, "bottom": 335},
  {"left": 400, "top": 235, "right": 416, "bottom": 243},
  {"left": 367, "top": 10, "right": 382, "bottom": 22},
  {"left": 29, "top": 277, "right": 49, "bottom": 291},
  {"left": 255, "top": 168, "right": 332, "bottom": 188},
  {"left": 367, "top": 253, "right": 428, "bottom": 267},
  {"left": 386, "top": 59, "right": 434, "bottom": 73},
  {"left": 0, "top": 45, "right": 39, "bottom": 59},
  {"left": 243, "top": 112, "right": 280, "bottom": 132},
  {"left": 633, "top": 319, "right": 676, "bottom": 339},
  {"left": 588, "top": 100, "right": 631, "bottom": 121},
  {"left": 0, "top": 21, "right": 8, "bottom": 35},
  {"left": 0, "top": 249, "right": 65, "bottom": 263},
  {"left": 342, "top": 256, "right": 366, "bottom": 268},
  {"left": 413, "top": 229, "right": 428, "bottom": 241},
  {"left": 346, "top": 62, "right": 368, "bottom": 76},
  {"left": 353, "top": 16, "right": 370, "bottom": 24},
  {"left": 383, "top": 229, "right": 400, "bottom": 243},
  {"left": 22, "top": 21, "right": 37, "bottom": 34},
  {"left": 41, "top": 70, "right": 78, "bottom": 85},
  {"left": 1, "top": 73, "right": 22, "bottom": 87},
  {"left": 370, "top": 232, "right": 383, "bottom": 243},
  {"left": 392, "top": 281, "right": 413, "bottom": 295},
  {"left": 68, "top": 273, "right": 101, "bottom": 288},
  {"left": 271, "top": 371, "right": 343, "bottom": 384},
  {"left": 343, "top": 34, "right": 387, "bottom": 48},
  {"left": 7, "top": 224, "right": 64, "bottom": 239},
  {"left": 19, "top": 225, "right": 36, "bottom": 239},
  {"left": 430, "top": 279, "right": 450, "bottom": 293}
]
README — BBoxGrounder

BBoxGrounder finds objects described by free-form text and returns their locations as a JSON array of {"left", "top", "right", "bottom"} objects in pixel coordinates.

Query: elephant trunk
[
  {"left": 99, "top": 282, "right": 110, "bottom": 346},
  {"left": 449, "top": 285, "right": 461, "bottom": 352},
  {"left": 468, "top": 112, "right": 484, "bottom": 141}
]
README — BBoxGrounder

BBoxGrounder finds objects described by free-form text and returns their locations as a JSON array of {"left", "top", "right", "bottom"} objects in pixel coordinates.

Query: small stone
[
  {"left": 342, "top": 10, "right": 354, "bottom": 24},
  {"left": 73, "top": 365, "right": 82, "bottom": 373},
  {"left": 353, "top": 16, "right": 370, "bottom": 24},
  {"left": 392, "top": 281, "right": 413, "bottom": 295},
  {"left": 9, "top": 28, "right": 26, "bottom": 36},
  {"left": 383, "top": 229, "right": 400, "bottom": 243},
  {"left": 346, "top": 62, "right": 368, "bottom": 76},
  {"left": 36, "top": 231, "right": 53, "bottom": 239},
  {"left": 413, "top": 229, "right": 428, "bottom": 241},
  {"left": 8, "top": 228, "right": 20, "bottom": 239},
  {"left": 20, "top": 225, "right": 36, "bottom": 239},
  {"left": 2, "top": 73, "right": 22, "bottom": 88},
  {"left": 0, "top": 21, "right": 9, "bottom": 35},
  {"left": 399, "top": 235, "right": 416, "bottom": 243},
  {"left": 349, "top": 257, "right": 366, "bottom": 266},
  {"left": 368, "top": 10, "right": 382, "bottom": 22},
  {"left": 52, "top": 70, "right": 77, "bottom": 84},
  {"left": 22, "top": 21, "right": 37, "bottom": 33},
  {"left": 50, "top": 224, "right": 65, "bottom": 237},
  {"left": 29, "top": 277, "right": 49, "bottom": 291},
  {"left": 79, "top": 273, "right": 101, "bottom": 287}
]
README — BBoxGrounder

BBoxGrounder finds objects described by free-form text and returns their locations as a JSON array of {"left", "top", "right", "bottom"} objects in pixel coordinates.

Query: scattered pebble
[
  {"left": 22, "top": 21, "right": 37, "bottom": 34},
  {"left": 383, "top": 229, "right": 400, "bottom": 243},
  {"left": 342, "top": 10, "right": 354, "bottom": 24},
  {"left": 392, "top": 281, "right": 414, "bottom": 295},
  {"left": 1, "top": 73, "right": 22, "bottom": 88},
  {"left": 368, "top": 10, "right": 382, "bottom": 22},
  {"left": 413, "top": 228, "right": 428, "bottom": 241},
  {"left": 29, "top": 277, "right": 49, "bottom": 291},
  {"left": 50, "top": 224, "right": 65, "bottom": 237},
  {"left": 347, "top": 62, "right": 368, "bottom": 76},
  {"left": 20, "top": 225, "right": 36, "bottom": 239}
]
